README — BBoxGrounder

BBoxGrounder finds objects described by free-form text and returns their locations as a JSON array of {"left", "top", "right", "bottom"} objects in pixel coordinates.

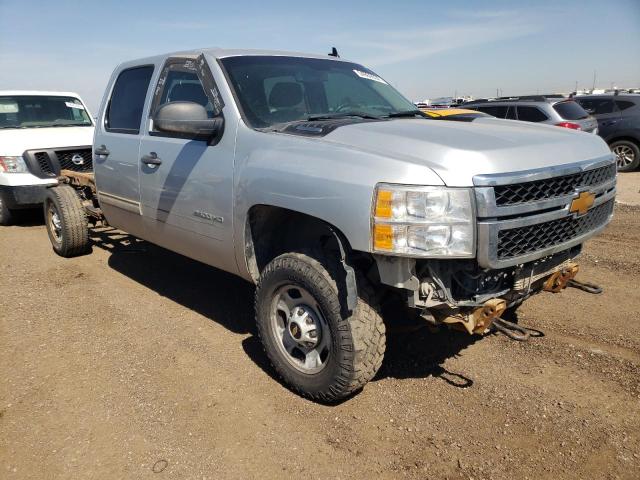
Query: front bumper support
[{"left": 0, "top": 184, "right": 49, "bottom": 209}]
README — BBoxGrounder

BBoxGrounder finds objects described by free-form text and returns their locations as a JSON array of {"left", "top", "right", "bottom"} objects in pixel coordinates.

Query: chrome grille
[
  {"left": 494, "top": 163, "right": 616, "bottom": 206},
  {"left": 497, "top": 199, "right": 614, "bottom": 259},
  {"left": 475, "top": 157, "right": 617, "bottom": 269}
]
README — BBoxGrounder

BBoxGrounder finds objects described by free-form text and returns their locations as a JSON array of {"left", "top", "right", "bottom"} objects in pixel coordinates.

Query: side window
[
  {"left": 150, "top": 58, "right": 223, "bottom": 134},
  {"left": 156, "top": 70, "right": 215, "bottom": 118},
  {"left": 106, "top": 66, "right": 154, "bottom": 133},
  {"left": 476, "top": 105, "right": 509, "bottom": 118},
  {"left": 615, "top": 100, "right": 635, "bottom": 111},
  {"left": 505, "top": 106, "right": 516, "bottom": 120},
  {"left": 517, "top": 106, "right": 549, "bottom": 122},
  {"left": 579, "top": 99, "right": 614, "bottom": 115}
]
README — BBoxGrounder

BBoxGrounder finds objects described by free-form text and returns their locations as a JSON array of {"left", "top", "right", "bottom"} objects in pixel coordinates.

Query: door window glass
[
  {"left": 476, "top": 105, "right": 509, "bottom": 118},
  {"left": 106, "top": 66, "right": 154, "bottom": 133},
  {"left": 156, "top": 68, "right": 216, "bottom": 118},
  {"left": 615, "top": 100, "right": 635, "bottom": 111},
  {"left": 517, "top": 106, "right": 549, "bottom": 122},
  {"left": 576, "top": 98, "right": 614, "bottom": 115}
]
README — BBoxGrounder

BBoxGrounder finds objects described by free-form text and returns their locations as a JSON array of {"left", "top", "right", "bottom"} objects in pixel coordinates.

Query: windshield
[
  {"left": 0, "top": 95, "right": 92, "bottom": 129},
  {"left": 553, "top": 101, "right": 589, "bottom": 120},
  {"left": 220, "top": 56, "right": 418, "bottom": 128}
]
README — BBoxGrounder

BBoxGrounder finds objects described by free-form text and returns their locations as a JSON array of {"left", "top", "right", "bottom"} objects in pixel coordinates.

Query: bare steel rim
[
  {"left": 46, "top": 201, "right": 63, "bottom": 243},
  {"left": 612, "top": 144, "right": 635, "bottom": 168},
  {"left": 270, "top": 284, "right": 331, "bottom": 374}
]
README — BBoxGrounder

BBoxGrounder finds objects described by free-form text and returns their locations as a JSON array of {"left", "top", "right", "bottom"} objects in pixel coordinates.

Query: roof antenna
[{"left": 328, "top": 47, "right": 339, "bottom": 58}]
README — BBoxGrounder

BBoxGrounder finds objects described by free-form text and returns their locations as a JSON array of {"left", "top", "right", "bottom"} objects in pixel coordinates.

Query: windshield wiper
[
  {"left": 49, "top": 123, "right": 92, "bottom": 127},
  {"left": 386, "top": 110, "right": 424, "bottom": 118},
  {"left": 306, "top": 112, "right": 383, "bottom": 121}
]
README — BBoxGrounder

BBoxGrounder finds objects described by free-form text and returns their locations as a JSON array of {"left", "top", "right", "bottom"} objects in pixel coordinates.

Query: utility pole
[
  {"left": 592, "top": 70, "right": 596, "bottom": 90},
  {"left": 575, "top": 80, "right": 578, "bottom": 93}
]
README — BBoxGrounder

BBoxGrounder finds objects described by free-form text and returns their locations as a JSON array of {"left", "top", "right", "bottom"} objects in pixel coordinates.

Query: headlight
[
  {"left": 372, "top": 184, "right": 475, "bottom": 257},
  {"left": 0, "top": 156, "right": 28, "bottom": 173}
]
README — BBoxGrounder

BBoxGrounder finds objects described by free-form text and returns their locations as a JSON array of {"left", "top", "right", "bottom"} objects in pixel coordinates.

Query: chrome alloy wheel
[
  {"left": 270, "top": 285, "right": 331, "bottom": 374},
  {"left": 47, "top": 202, "right": 63, "bottom": 242},
  {"left": 613, "top": 144, "right": 636, "bottom": 169}
]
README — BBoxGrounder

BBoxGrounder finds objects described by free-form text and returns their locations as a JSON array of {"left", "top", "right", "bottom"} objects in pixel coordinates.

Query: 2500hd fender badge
[
  {"left": 569, "top": 191, "right": 596, "bottom": 216},
  {"left": 193, "top": 210, "right": 223, "bottom": 224}
]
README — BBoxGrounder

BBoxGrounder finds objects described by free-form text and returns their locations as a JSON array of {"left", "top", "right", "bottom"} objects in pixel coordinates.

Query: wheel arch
[
  {"left": 606, "top": 134, "right": 640, "bottom": 147},
  {"left": 243, "top": 204, "right": 360, "bottom": 282}
]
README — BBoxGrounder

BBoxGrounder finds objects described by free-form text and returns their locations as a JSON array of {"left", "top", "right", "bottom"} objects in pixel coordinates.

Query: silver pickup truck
[{"left": 44, "top": 49, "right": 616, "bottom": 401}]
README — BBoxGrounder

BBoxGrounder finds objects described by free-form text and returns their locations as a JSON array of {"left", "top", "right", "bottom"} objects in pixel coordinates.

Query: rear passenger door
[
  {"left": 137, "top": 56, "right": 238, "bottom": 274},
  {"left": 94, "top": 65, "right": 154, "bottom": 236},
  {"left": 578, "top": 98, "right": 619, "bottom": 138}
]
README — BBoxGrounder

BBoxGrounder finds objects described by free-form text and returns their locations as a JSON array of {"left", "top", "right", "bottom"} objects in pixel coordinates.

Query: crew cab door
[
  {"left": 138, "top": 56, "right": 238, "bottom": 274},
  {"left": 93, "top": 65, "right": 155, "bottom": 237},
  {"left": 577, "top": 98, "right": 620, "bottom": 139}
]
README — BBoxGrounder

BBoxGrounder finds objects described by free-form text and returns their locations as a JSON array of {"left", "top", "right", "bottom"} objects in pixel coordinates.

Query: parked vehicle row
[
  {"left": 456, "top": 93, "right": 640, "bottom": 172},
  {"left": 36, "top": 48, "right": 616, "bottom": 401},
  {"left": 462, "top": 95, "right": 599, "bottom": 133}
]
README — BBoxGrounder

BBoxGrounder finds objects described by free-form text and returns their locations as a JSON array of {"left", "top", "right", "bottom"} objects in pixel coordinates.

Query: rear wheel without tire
[
  {"left": 255, "top": 251, "right": 386, "bottom": 402},
  {"left": 611, "top": 140, "right": 640, "bottom": 172},
  {"left": 0, "top": 195, "right": 13, "bottom": 226},
  {"left": 44, "top": 185, "right": 90, "bottom": 257}
]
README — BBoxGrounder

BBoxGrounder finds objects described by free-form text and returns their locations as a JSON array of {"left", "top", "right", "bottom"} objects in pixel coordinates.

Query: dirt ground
[{"left": 1, "top": 200, "right": 639, "bottom": 479}]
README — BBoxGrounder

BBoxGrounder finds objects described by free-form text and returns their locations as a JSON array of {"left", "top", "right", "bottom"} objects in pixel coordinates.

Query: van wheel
[
  {"left": 255, "top": 250, "right": 386, "bottom": 402},
  {"left": 611, "top": 140, "right": 640, "bottom": 172},
  {"left": 0, "top": 195, "right": 13, "bottom": 226},
  {"left": 44, "top": 185, "right": 90, "bottom": 257}
]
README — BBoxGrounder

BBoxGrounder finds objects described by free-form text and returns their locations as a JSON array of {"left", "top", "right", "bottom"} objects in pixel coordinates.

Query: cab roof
[
  {"left": 0, "top": 90, "right": 83, "bottom": 98},
  {"left": 115, "top": 48, "right": 353, "bottom": 71}
]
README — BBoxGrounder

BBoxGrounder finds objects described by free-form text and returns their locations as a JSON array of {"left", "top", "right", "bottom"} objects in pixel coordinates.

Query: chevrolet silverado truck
[
  {"left": 0, "top": 91, "right": 94, "bottom": 225},
  {"left": 43, "top": 49, "right": 616, "bottom": 401}
]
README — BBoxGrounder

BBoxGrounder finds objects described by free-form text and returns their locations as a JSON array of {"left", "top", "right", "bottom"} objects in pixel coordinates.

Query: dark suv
[{"left": 574, "top": 94, "right": 640, "bottom": 171}]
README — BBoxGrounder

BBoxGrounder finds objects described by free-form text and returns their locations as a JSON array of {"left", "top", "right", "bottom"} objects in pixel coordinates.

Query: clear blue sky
[{"left": 1, "top": 0, "right": 639, "bottom": 111}]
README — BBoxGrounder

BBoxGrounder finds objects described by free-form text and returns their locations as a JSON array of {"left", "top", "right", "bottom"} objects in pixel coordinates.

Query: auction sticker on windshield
[
  {"left": 65, "top": 101, "right": 85, "bottom": 109},
  {"left": 0, "top": 101, "right": 19, "bottom": 113},
  {"left": 353, "top": 70, "right": 387, "bottom": 84}
]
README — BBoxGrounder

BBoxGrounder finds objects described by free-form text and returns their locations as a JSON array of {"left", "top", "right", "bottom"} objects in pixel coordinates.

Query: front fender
[{"left": 231, "top": 126, "right": 443, "bottom": 279}]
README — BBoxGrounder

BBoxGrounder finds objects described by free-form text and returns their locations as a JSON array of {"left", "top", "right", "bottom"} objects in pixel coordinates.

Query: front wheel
[
  {"left": 255, "top": 251, "right": 386, "bottom": 402},
  {"left": 44, "top": 185, "right": 90, "bottom": 257},
  {"left": 611, "top": 140, "right": 640, "bottom": 172}
]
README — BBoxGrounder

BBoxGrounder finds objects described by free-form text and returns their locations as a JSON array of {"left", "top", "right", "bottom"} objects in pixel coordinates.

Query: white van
[{"left": 0, "top": 91, "right": 94, "bottom": 224}]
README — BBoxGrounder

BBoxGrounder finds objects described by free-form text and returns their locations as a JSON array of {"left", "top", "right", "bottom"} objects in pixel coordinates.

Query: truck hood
[
  {"left": 0, "top": 126, "right": 94, "bottom": 156},
  {"left": 321, "top": 118, "right": 612, "bottom": 186}
]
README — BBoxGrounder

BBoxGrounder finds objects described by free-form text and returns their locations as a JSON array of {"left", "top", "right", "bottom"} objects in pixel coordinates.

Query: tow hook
[
  {"left": 543, "top": 262, "right": 579, "bottom": 292},
  {"left": 438, "top": 298, "right": 506, "bottom": 335},
  {"left": 543, "top": 262, "right": 603, "bottom": 294}
]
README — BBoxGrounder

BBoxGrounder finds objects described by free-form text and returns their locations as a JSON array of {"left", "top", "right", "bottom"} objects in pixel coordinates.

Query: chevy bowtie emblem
[{"left": 569, "top": 191, "right": 595, "bottom": 216}]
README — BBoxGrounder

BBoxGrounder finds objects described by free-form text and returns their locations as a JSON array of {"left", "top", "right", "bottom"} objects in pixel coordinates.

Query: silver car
[
  {"left": 464, "top": 95, "right": 598, "bottom": 133},
  {"left": 43, "top": 49, "right": 615, "bottom": 402}
]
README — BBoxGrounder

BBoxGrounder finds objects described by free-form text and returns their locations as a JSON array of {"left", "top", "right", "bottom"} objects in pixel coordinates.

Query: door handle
[
  {"left": 94, "top": 145, "right": 110, "bottom": 157},
  {"left": 141, "top": 152, "right": 162, "bottom": 166}
]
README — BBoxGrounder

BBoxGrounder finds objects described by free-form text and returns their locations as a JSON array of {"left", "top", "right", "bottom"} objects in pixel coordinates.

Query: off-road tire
[
  {"left": 0, "top": 195, "right": 13, "bottom": 226},
  {"left": 255, "top": 250, "right": 386, "bottom": 402},
  {"left": 610, "top": 139, "right": 640, "bottom": 172},
  {"left": 44, "top": 185, "right": 90, "bottom": 257}
]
